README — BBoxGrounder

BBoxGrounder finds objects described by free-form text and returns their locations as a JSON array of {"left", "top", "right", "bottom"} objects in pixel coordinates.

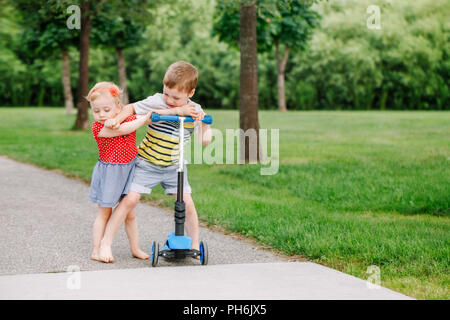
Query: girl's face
[
  {"left": 163, "top": 85, "right": 194, "bottom": 108},
  {"left": 90, "top": 95, "right": 120, "bottom": 124}
]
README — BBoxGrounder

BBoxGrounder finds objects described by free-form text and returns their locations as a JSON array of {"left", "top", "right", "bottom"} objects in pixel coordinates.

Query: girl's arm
[
  {"left": 104, "top": 103, "right": 136, "bottom": 130},
  {"left": 98, "top": 112, "right": 152, "bottom": 138}
]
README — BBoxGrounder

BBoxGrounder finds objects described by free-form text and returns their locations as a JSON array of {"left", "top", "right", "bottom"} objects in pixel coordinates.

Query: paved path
[{"left": 0, "top": 156, "right": 412, "bottom": 299}]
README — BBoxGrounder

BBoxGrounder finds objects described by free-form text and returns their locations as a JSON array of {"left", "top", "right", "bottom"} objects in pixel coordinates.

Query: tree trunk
[
  {"left": 239, "top": 0, "right": 260, "bottom": 163},
  {"left": 74, "top": 1, "right": 92, "bottom": 130},
  {"left": 61, "top": 48, "right": 75, "bottom": 114},
  {"left": 275, "top": 42, "right": 289, "bottom": 112},
  {"left": 116, "top": 46, "right": 129, "bottom": 105}
]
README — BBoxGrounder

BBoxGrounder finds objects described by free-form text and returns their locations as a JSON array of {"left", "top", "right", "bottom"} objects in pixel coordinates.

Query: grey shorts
[{"left": 130, "top": 157, "right": 192, "bottom": 195}]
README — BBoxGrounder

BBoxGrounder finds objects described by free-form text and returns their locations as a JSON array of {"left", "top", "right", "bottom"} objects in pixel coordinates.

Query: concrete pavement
[
  {"left": 0, "top": 262, "right": 410, "bottom": 300},
  {"left": 0, "top": 156, "right": 412, "bottom": 299}
]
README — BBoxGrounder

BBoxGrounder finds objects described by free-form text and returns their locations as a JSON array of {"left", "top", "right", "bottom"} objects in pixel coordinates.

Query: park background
[{"left": 0, "top": 0, "right": 448, "bottom": 299}]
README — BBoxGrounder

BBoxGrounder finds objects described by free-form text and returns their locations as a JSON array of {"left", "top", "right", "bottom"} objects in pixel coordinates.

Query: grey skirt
[{"left": 89, "top": 157, "right": 136, "bottom": 208}]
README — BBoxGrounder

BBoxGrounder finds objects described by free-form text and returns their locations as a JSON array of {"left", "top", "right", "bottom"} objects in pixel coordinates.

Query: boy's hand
[
  {"left": 104, "top": 118, "right": 120, "bottom": 130},
  {"left": 176, "top": 104, "right": 196, "bottom": 117},
  {"left": 191, "top": 109, "right": 205, "bottom": 121}
]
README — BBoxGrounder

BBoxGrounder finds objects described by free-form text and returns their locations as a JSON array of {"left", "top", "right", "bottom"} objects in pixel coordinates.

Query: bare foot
[
  {"left": 90, "top": 250, "right": 101, "bottom": 262},
  {"left": 99, "top": 243, "right": 114, "bottom": 263},
  {"left": 131, "top": 248, "right": 150, "bottom": 260}
]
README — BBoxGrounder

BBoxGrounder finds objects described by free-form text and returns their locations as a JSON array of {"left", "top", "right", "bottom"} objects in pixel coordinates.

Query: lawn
[{"left": 0, "top": 107, "right": 449, "bottom": 299}]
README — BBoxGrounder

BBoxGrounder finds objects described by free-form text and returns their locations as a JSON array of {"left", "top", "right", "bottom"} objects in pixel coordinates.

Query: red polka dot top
[{"left": 92, "top": 115, "right": 138, "bottom": 163}]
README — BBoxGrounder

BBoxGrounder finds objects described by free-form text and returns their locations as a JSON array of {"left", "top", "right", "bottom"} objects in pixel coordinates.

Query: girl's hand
[
  {"left": 105, "top": 118, "right": 120, "bottom": 130},
  {"left": 144, "top": 111, "right": 153, "bottom": 124}
]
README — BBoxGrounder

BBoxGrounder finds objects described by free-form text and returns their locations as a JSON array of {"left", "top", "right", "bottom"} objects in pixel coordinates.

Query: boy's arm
[
  {"left": 155, "top": 105, "right": 192, "bottom": 116},
  {"left": 156, "top": 104, "right": 204, "bottom": 121},
  {"left": 104, "top": 104, "right": 136, "bottom": 129},
  {"left": 98, "top": 112, "right": 152, "bottom": 138},
  {"left": 196, "top": 122, "right": 212, "bottom": 146}
]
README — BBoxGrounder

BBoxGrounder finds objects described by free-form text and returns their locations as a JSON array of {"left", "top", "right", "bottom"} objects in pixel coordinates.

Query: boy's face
[
  {"left": 90, "top": 95, "right": 120, "bottom": 124},
  {"left": 163, "top": 85, "right": 195, "bottom": 108}
]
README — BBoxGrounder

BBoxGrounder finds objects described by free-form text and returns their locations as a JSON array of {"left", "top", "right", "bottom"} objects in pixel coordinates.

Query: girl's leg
[
  {"left": 99, "top": 191, "right": 141, "bottom": 263},
  {"left": 125, "top": 209, "right": 149, "bottom": 260},
  {"left": 91, "top": 206, "right": 112, "bottom": 261}
]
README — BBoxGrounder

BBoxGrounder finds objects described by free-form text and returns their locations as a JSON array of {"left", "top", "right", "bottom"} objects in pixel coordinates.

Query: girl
[{"left": 87, "top": 82, "right": 151, "bottom": 263}]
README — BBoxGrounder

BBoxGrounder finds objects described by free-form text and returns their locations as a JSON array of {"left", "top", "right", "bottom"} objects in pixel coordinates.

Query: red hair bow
[{"left": 109, "top": 87, "right": 119, "bottom": 97}]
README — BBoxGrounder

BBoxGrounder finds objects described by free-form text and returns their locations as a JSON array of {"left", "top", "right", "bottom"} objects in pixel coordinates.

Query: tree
[
  {"left": 92, "top": 1, "right": 151, "bottom": 105},
  {"left": 270, "top": 1, "right": 318, "bottom": 111},
  {"left": 12, "top": 0, "right": 80, "bottom": 114},
  {"left": 240, "top": 0, "right": 260, "bottom": 162},
  {"left": 74, "top": 0, "right": 168, "bottom": 129},
  {"left": 213, "top": 0, "right": 319, "bottom": 111},
  {"left": 75, "top": 0, "right": 94, "bottom": 130},
  {"left": 211, "top": 0, "right": 262, "bottom": 161},
  {"left": 286, "top": 0, "right": 449, "bottom": 110}
]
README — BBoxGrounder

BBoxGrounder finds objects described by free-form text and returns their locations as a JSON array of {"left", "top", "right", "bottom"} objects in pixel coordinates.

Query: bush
[{"left": 285, "top": 0, "right": 450, "bottom": 110}]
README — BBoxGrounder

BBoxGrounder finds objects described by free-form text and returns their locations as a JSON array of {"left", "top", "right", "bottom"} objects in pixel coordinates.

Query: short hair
[
  {"left": 163, "top": 61, "right": 198, "bottom": 93},
  {"left": 86, "top": 81, "right": 122, "bottom": 104}
]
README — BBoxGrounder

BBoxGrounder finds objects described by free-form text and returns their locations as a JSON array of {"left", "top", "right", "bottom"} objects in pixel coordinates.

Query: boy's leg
[
  {"left": 99, "top": 191, "right": 141, "bottom": 263},
  {"left": 172, "top": 193, "right": 200, "bottom": 251},
  {"left": 91, "top": 206, "right": 112, "bottom": 261},
  {"left": 125, "top": 209, "right": 149, "bottom": 260}
]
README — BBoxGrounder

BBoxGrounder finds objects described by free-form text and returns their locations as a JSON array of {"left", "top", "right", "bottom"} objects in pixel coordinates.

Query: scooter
[{"left": 150, "top": 113, "right": 213, "bottom": 267}]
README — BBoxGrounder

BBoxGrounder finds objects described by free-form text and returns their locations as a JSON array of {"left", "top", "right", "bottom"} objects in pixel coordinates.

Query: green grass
[{"left": 0, "top": 107, "right": 449, "bottom": 299}]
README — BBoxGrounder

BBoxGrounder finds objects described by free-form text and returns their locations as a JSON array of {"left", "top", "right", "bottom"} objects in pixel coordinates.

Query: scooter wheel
[
  {"left": 199, "top": 241, "right": 208, "bottom": 265},
  {"left": 151, "top": 241, "right": 159, "bottom": 267}
]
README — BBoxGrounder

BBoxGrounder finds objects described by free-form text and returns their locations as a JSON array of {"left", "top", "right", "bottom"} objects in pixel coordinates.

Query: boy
[{"left": 98, "top": 61, "right": 212, "bottom": 262}]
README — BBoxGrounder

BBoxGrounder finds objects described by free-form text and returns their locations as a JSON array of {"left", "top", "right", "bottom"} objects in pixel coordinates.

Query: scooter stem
[{"left": 175, "top": 117, "right": 186, "bottom": 236}]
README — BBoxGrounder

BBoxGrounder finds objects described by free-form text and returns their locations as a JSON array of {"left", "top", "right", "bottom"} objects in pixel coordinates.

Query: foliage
[
  {"left": 286, "top": 0, "right": 450, "bottom": 110},
  {"left": 212, "top": 0, "right": 319, "bottom": 52},
  {"left": 91, "top": 0, "right": 155, "bottom": 49},
  {"left": 12, "top": 0, "right": 80, "bottom": 61},
  {"left": 123, "top": 0, "right": 241, "bottom": 108},
  {"left": 0, "top": 0, "right": 448, "bottom": 110}
]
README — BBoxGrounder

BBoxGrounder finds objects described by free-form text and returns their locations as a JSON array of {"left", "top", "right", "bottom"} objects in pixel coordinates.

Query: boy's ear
[{"left": 188, "top": 88, "right": 195, "bottom": 98}]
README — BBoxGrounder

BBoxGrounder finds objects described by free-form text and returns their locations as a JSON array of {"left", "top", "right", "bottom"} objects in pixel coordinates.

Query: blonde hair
[
  {"left": 86, "top": 82, "right": 122, "bottom": 105},
  {"left": 163, "top": 61, "right": 198, "bottom": 93}
]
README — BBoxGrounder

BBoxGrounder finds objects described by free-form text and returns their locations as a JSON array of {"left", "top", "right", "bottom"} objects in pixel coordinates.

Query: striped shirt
[{"left": 133, "top": 93, "right": 202, "bottom": 166}]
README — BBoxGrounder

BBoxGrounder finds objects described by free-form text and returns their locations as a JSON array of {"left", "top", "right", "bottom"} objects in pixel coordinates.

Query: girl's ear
[{"left": 188, "top": 88, "right": 195, "bottom": 98}]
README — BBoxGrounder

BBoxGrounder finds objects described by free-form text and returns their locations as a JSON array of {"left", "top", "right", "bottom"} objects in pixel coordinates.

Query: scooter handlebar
[{"left": 151, "top": 113, "right": 213, "bottom": 125}]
